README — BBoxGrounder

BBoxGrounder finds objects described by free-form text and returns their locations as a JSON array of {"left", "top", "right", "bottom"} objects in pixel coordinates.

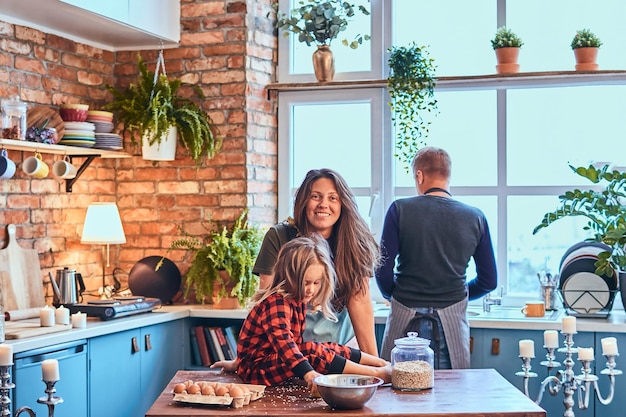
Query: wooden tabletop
[{"left": 146, "top": 368, "right": 545, "bottom": 417}]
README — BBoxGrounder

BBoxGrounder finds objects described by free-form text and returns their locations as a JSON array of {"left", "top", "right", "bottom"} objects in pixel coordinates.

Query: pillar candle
[
  {"left": 562, "top": 316, "right": 576, "bottom": 334},
  {"left": 71, "top": 312, "right": 86, "bottom": 329},
  {"left": 578, "top": 347, "right": 594, "bottom": 361},
  {"left": 41, "top": 358, "right": 60, "bottom": 382},
  {"left": 0, "top": 343, "right": 13, "bottom": 366},
  {"left": 55, "top": 305, "right": 70, "bottom": 325},
  {"left": 544, "top": 330, "right": 559, "bottom": 348},
  {"left": 39, "top": 305, "right": 55, "bottom": 327},
  {"left": 601, "top": 337, "right": 618, "bottom": 356},
  {"left": 519, "top": 339, "right": 535, "bottom": 358}
]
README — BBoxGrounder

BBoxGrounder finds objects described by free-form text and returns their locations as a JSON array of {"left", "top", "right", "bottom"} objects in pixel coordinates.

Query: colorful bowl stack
[
  {"left": 87, "top": 111, "right": 122, "bottom": 150},
  {"left": 59, "top": 104, "right": 95, "bottom": 147}
]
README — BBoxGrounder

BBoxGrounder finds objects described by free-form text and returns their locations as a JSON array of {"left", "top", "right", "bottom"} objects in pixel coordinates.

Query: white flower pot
[{"left": 142, "top": 126, "right": 177, "bottom": 161}]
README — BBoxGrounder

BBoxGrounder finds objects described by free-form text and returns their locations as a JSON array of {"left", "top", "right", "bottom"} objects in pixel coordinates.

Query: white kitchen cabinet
[
  {"left": 59, "top": 0, "right": 129, "bottom": 24},
  {"left": 128, "top": 0, "right": 180, "bottom": 43}
]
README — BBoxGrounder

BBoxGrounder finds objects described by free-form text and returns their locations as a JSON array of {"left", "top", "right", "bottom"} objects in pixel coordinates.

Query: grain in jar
[{"left": 391, "top": 332, "right": 434, "bottom": 391}]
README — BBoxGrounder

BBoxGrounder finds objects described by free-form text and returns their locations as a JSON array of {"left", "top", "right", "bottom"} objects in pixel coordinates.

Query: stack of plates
[
  {"left": 558, "top": 241, "right": 617, "bottom": 315},
  {"left": 94, "top": 133, "right": 123, "bottom": 150},
  {"left": 87, "top": 110, "right": 114, "bottom": 133},
  {"left": 59, "top": 122, "right": 95, "bottom": 148}
]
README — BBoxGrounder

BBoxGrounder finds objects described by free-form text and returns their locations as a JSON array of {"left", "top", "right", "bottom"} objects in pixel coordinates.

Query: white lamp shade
[{"left": 81, "top": 202, "right": 126, "bottom": 244}]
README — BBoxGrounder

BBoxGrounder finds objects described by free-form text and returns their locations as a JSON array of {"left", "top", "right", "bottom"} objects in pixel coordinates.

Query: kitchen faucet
[{"left": 482, "top": 287, "right": 503, "bottom": 312}]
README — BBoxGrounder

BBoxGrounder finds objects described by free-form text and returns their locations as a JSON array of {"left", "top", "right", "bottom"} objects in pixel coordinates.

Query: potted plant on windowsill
[
  {"left": 571, "top": 29, "right": 602, "bottom": 71},
  {"left": 533, "top": 164, "right": 626, "bottom": 308},
  {"left": 271, "top": 0, "right": 370, "bottom": 82},
  {"left": 491, "top": 26, "right": 523, "bottom": 74},
  {"left": 387, "top": 42, "right": 438, "bottom": 171},
  {"left": 104, "top": 54, "right": 222, "bottom": 163},
  {"left": 168, "top": 210, "right": 264, "bottom": 308}
]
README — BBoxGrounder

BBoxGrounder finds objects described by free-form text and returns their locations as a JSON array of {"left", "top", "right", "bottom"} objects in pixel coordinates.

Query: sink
[{"left": 467, "top": 307, "right": 562, "bottom": 321}]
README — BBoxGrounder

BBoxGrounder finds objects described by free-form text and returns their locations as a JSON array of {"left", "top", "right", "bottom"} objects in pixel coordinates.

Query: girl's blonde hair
[{"left": 254, "top": 235, "right": 337, "bottom": 322}]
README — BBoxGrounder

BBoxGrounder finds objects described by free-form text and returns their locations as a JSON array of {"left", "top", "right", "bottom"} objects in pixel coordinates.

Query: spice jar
[
  {"left": 391, "top": 331, "right": 434, "bottom": 391},
  {"left": 1, "top": 95, "right": 27, "bottom": 140}
]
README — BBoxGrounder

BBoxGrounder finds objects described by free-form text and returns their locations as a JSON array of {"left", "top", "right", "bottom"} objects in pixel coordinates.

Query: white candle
[
  {"left": 519, "top": 339, "right": 535, "bottom": 358},
  {"left": 544, "top": 330, "right": 559, "bottom": 348},
  {"left": 0, "top": 344, "right": 13, "bottom": 366},
  {"left": 578, "top": 347, "right": 594, "bottom": 361},
  {"left": 71, "top": 312, "right": 86, "bottom": 329},
  {"left": 41, "top": 358, "right": 60, "bottom": 382},
  {"left": 601, "top": 337, "right": 618, "bottom": 356},
  {"left": 562, "top": 316, "right": 577, "bottom": 334},
  {"left": 55, "top": 305, "right": 69, "bottom": 325},
  {"left": 39, "top": 305, "right": 54, "bottom": 327}
]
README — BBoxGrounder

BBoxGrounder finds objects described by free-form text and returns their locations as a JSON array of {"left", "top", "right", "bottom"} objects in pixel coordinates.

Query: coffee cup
[
  {"left": 22, "top": 152, "right": 49, "bottom": 178},
  {"left": 521, "top": 301, "right": 545, "bottom": 317},
  {"left": 0, "top": 149, "right": 16, "bottom": 179},
  {"left": 52, "top": 156, "right": 78, "bottom": 179}
]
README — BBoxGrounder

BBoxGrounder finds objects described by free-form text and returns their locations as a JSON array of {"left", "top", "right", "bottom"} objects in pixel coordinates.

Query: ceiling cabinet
[{"left": 0, "top": 0, "right": 180, "bottom": 51}]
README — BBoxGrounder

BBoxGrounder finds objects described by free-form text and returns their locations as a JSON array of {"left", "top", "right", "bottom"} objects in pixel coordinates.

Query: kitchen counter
[
  {"left": 5, "top": 304, "right": 626, "bottom": 354},
  {"left": 145, "top": 368, "right": 545, "bottom": 417}
]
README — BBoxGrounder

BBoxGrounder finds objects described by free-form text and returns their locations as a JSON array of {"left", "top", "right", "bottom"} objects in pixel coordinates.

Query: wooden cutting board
[
  {"left": 26, "top": 105, "right": 65, "bottom": 141},
  {"left": 0, "top": 224, "right": 46, "bottom": 311},
  {"left": 4, "top": 321, "right": 71, "bottom": 339}
]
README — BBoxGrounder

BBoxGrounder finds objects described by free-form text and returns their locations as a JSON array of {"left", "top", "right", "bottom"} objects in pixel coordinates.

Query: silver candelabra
[
  {"left": 517, "top": 331, "right": 621, "bottom": 417},
  {"left": 0, "top": 365, "right": 63, "bottom": 417}
]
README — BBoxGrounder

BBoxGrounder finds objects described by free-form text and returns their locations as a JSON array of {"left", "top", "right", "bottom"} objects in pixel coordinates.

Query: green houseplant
[
  {"left": 533, "top": 164, "right": 626, "bottom": 276},
  {"left": 387, "top": 42, "right": 438, "bottom": 170},
  {"left": 491, "top": 26, "right": 524, "bottom": 49},
  {"left": 571, "top": 29, "right": 602, "bottom": 71},
  {"left": 168, "top": 210, "right": 264, "bottom": 307},
  {"left": 491, "top": 26, "right": 523, "bottom": 74},
  {"left": 104, "top": 55, "right": 222, "bottom": 164},
  {"left": 571, "top": 28, "right": 602, "bottom": 49}
]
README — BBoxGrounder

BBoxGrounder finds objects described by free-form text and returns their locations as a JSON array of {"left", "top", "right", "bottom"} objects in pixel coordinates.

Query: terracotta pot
[
  {"left": 312, "top": 45, "right": 335, "bottom": 82},
  {"left": 574, "top": 47, "right": 599, "bottom": 71},
  {"left": 495, "top": 47, "right": 520, "bottom": 74},
  {"left": 212, "top": 270, "right": 243, "bottom": 309}
]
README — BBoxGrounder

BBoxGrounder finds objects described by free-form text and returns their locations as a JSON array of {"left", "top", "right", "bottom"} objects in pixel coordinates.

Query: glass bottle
[
  {"left": 390, "top": 331, "right": 434, "bottom": 391},
  {"left": 1, "top": 95, "right": 27, "bottom": 140}
]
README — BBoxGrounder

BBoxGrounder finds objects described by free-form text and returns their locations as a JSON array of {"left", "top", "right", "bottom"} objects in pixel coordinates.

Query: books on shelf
[
  {"left": 223, "top": 325, "right": 239, "bottom": 358},
  {"left": 190, "top": 324, "right": 242, "bottom": 367},
  {"left": 194, "top": 325, "right": 212, "bottom": 367},
  {"left": 189, "top": 326, "right": 202, "bottom": 366},
  {"left": 213, "top": 327, "right": 235, "bottom": 360},
  {"left": 207, "top": 327, "right": 226, "bottom": 361}
]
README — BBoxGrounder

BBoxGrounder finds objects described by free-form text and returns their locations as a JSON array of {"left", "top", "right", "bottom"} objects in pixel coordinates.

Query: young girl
[{"left": 234, "top": 235, "right": 391, "bottom": 391}]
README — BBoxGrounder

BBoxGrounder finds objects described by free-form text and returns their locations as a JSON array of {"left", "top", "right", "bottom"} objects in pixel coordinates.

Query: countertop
[
  {"left": 145, "top": 368, "right": 545, "bottom": 417},
  {"left": 5, "top": 304, "right": 626, "bottom": 354}
]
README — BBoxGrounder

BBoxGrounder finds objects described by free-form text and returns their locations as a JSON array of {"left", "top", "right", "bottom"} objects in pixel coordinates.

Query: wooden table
[{"left": 146, "top": 368, "right": 545, "bottom": 417}]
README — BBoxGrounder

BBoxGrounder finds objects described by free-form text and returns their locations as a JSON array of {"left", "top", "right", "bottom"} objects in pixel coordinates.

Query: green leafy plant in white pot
[{"left": 272, "top": 0, "right": 370, "bottom": 81}]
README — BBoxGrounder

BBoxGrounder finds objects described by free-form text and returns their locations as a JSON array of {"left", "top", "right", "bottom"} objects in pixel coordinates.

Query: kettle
[{"left": 54, "top": 267, "right": 85, "bottom": 305}]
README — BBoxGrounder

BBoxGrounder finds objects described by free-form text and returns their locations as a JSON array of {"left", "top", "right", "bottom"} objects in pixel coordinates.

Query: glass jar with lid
[
  {"left": 1, "top": 95, "right": 27, "bottom": 140},
  {"left": 391, "top": 331, "right": 434, "bottom": 391}
]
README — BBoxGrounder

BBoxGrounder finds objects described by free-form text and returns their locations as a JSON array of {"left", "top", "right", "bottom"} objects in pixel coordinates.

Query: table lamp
[{"left": 81, "top": 202, "right": 126, "bottom": 297}]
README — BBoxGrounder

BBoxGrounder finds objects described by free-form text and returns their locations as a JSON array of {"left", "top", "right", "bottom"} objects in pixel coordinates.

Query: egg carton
[{"left": 172, "top": 381, "right": 265, "bottom": 409}]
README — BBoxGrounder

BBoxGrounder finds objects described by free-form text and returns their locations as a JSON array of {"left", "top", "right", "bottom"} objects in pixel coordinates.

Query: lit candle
[
  {"left": 601, "top": 337, "right": 618, "bottom": 356},
  {"left": 519, "top": 339, "right": 535, "bottom": 358},
  {"left": 0, "top": 344, "right": 13, "bottom": 366},
  {"left": 55, "top": 305, "right": 70, "bottom": 325},
  {"left": 562, "top": 316, "right": 577, "bottom": 334},
  {"left": 39, "top": 305, "right": 55, "bottom": 327},
  {"left": 544, "top": 330, "right": 559, "bottom": 348},
  {"left": 578, "top": 347, "right": 594, "bottom": 361},
  {"left": 71, "top": 312, "right": 86, "bottom": 329},
  {"left": 41, "top": 358, "right": 60, "bottom": 382}
]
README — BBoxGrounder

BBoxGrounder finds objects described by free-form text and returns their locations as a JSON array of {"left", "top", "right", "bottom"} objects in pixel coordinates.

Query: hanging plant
[{"left": 387, "top": 43, "right": 438, "bottom": 170}]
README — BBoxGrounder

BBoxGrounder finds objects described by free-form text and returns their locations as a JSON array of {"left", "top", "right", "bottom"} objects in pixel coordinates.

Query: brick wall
[{"left": 0, "top": 0, "right": 277, "bottom": 303}]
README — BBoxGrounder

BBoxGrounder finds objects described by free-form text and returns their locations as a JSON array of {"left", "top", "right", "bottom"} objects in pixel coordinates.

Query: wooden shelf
[
  {"left": 266, "top": 70, "right": 626, "bottom": 94},
  {"left": 0, "top": 138, "right": 131, "bottom": 192}
]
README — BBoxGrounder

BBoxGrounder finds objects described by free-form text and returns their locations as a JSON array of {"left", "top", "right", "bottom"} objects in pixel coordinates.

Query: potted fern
[
  {"left": 571, "top": 29, "right": 602, "bottom": 71},
  {"left": 104, "top": 54, "right": 221, "bottom": 163},
  {"left": 491, "top": 26, "right": 523, "bottom": 74},
  {"left": 169, "top": 210, "right": 264, "bottom": 308}
]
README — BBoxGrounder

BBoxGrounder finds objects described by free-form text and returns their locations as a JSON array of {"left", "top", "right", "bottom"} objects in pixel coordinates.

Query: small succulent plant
[
  {"left": 571, "top": 29, "right": 602, "bottom": 49},
  {"left": 491, "top": 26, "right": 523, "bottom": 49}
]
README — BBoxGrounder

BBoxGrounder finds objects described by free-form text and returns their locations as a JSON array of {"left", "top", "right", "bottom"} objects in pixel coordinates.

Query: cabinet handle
[
  {"left": 469, "top": 336, "right": 474, "bottom": 354},
  {"left": 491, "top": 338, "right": 500, "bottom": 355},
  {"left": 145, "top": 333, "right": 152, "bottom": 351},
  {"left": 131, "top": 336, "right": 139, "bottom": 354}
]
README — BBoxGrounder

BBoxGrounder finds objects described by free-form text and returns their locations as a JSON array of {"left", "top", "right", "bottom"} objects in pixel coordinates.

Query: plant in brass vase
[
  {"left": 272, "top": 0, "right": 370, "bottom": 49},
  {"left": 387, "top": 42, "right": 438, "bottom": 170},
  {"left": 104, "top": 55, "right": 222, "bottom": 164},
  {"left": 533, "top": 164, "right": 626, "bottom": 276},
  {"left": 168, "top": 210, "right": 264, "bottom": 307}
]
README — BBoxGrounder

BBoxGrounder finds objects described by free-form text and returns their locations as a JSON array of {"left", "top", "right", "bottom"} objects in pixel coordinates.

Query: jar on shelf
[
  {"left": 1, "top": 95, "right": 27, "bottom": 140},
  {"left": 391, "top": 331, "right": 434, "bottom": 391}
]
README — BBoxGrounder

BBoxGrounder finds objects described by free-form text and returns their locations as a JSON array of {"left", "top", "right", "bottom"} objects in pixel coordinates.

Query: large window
[{"left": 276, "top": 0, "right": 626, "bottom": 305}]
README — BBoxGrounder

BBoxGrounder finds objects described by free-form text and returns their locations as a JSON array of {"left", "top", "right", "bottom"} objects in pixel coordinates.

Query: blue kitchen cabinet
[
  {"left": 89, "top": 319, "right": 184, "bottom": 417},
  {"left": 594, "top": 332, "right": 626, "bottom": 417},
  {"left": 473, "top": 328, "right": 594, "bottom": 417},
  {"left": 13, "top": 340, "right": 88, "bottom": 417}
]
